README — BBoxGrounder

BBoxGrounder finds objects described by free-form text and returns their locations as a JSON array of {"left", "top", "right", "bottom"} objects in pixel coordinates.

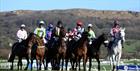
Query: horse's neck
[
  {"left": 36, "top": 38, "right": 44, "bottom": 46},
  {"left": 93, "top": 37, "right": 103, "bottom": 48},
  {"left": 78, "top": 37, "right": 88, "bottom": 48}
]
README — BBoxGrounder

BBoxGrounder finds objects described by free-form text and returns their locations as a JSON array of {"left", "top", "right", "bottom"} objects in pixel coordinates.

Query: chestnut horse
[
  {"left": 27, "top": 33, "right": 46, "bottom": 70},
  {"left": 72, "top": 31, "right": 89, "bottom": 71}
]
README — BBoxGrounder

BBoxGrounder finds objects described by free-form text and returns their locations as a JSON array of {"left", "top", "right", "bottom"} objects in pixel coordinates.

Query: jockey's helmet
[
  {"left": 21, "top": 24, "right": 25, "bottom": 27},
  {"left": 76, "top": 20, "right": 83, "bottom": 26},
  {"left": 39, "top": 20, "right": 45, "bottom": 25},
  {"left": 113, "top": 20, "right": 119, "bottom": 26},
  {"left": 57, "top": 20, "right": 63, "bottom": 27},
  {"left": 49, "top": 23, "right": 53, "bottom": 28},
  {"left": 88, "top": 24, "right": 92, "bottom": 27}
]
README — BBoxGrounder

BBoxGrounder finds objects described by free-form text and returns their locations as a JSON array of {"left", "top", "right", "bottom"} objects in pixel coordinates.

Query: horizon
[
  {"left": 0, "top": 0, "right": 140, "bottom": 12},
  {"left": 1, "top": 8, "right": 140, "bottom": 13}
]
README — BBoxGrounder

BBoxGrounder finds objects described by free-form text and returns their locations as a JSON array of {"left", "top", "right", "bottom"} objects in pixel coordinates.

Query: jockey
[
  {"left": 110, "top": 20, "right": 124, "bottom": 48},
  {"left": 17, "top": 24, "right": 27, "bottom": 42},
  {"left": 45, "top": 23, "right": 53, "bottom": 43},
  {"left": 34, "top": 20, "right": 46, "bottom": 43},
  {"left": 110, "top": 20, "right": 120, "bottom": 40},
  {"left": 50, "top": 20, "right": 64, "bottom": 47},
  {"left": 73, "top": 20, "right": 84, "bottom": 41},
  {"left": 87, "top": 24, "right": 96, "bottom": 45},
  {"left": 52, "top": 20, "right": 63, "bottom": 38},
  {"left": 66, "top": 28, "right": 74, "bottom": 41}
]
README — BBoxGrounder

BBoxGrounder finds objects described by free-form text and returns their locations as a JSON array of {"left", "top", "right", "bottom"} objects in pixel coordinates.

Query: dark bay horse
[
  {"left": 45, "top": 27, "right": 67, "bottom": 70},
  {"left": 88, "top": 33, "right": 109, "bottom": 71},
  {"left": 65, "top": 35, "right": 76, "bottom": 70},
  {"left": 54, "top": 27, "right": 67, "bottom": 70},
  {"left": 8, "top": 33, "right": 34, "bottom": 70},
  {"left": 27, "top": 33, "right": 46, "bottom": 70},
  {"left": 72, "top": 31, "right": 89, "bottom": 71}
]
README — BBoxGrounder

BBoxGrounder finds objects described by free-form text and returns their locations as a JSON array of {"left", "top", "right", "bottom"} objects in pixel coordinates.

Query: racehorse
[
  {"left": 56, "top": 27, "right": 67, "bottom": 70},
  {"left": 27, "top": 33, "right": 46, "bottom": 70},
  {"left": 107, "top": 28, "right": 125, "bottom": 71},
  {"left": 8, "top": 33, "right": 34, "bottom": 70},
  {"left": 72, "top": 31, "right": 89, "bottom": 71},
  {"left": 88, "top": 33, "right": 109, "bottom": 71},
  {"left": 45, "top": 27, "right": 67, "bottom": 70},
  {"left": 65, "top": 35, "right": 77, "bottom": 70}
]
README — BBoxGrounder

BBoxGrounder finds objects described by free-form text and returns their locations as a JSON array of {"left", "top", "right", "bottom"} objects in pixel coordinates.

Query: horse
[
  {"left": 71, "top": 31, "right": 89, "bottom": 71},
  {"left": 8, "top": 33, "right": 34, "bottom": 70},
  {"left": 56, "top": 33, "right": 67, "bottom": 70},
  {"left": 107, "top": 28, "right": 125, "bottom": 71},
  {"left": 88, "top": 33, "right": 109, "bottom": 71},
  {"left": 45, "top": 26, "right": 67, "bottom": 70},
  {"left": 53, "top": 27, "right": 67, "bottom": 70},
  {"left": 65, "top": 35, "right": 77, "bottom": 70},
  {"left": 27, "top": 33, "right": 46, "bottom": 70}
]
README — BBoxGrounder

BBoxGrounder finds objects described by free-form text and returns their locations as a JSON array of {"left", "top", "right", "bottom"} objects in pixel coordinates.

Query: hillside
[{"left": 0, "top": 9, "right": 140, "bottom": 58}]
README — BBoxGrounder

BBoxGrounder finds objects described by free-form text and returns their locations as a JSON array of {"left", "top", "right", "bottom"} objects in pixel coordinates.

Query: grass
[{"left": 123, "top": 39, "right": 140, "bottom": 53}]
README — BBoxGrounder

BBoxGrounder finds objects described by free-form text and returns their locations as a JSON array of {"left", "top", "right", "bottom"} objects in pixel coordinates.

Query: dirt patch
[{"left": 0, "top": 48, "right": 11, "bottom": 59}]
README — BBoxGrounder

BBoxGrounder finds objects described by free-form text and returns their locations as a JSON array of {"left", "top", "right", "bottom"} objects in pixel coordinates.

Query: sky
[{"left": 0, "top": 0, "right": 140, "bottom": 12}]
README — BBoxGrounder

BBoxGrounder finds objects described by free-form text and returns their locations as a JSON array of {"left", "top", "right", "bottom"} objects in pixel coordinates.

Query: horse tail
[
  {"left": 8, "top": 52, "right": 15, "bottom": 62},
  {"left": 8, "top": 42, "right": 17, "bottom": 62}
]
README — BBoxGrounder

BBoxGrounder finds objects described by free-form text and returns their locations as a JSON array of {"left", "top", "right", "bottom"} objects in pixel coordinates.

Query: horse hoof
[
  {"left": 74, "top": 68, "right": 77, "bottom": 70},
  {"left": 10, "top": 68, "right": 13, "bottom": 70}
]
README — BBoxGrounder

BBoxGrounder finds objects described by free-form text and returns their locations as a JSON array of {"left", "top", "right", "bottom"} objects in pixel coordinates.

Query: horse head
[
  {"left": 27, "top": 33, "right": 37, "bottom": 49},
  {"left": 81, "top": 31, "right": 89, "bottom": 39},
  {"left": 99, "top": 33, "right": 109, "bottom": 47},
  {"left": 120, "top": 27, "right": 125, "bottom": 42}
]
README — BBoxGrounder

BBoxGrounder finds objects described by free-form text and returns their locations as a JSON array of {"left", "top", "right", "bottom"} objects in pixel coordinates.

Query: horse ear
[{"left": 123, "top": 28, "right": 126, "bottom": 31}]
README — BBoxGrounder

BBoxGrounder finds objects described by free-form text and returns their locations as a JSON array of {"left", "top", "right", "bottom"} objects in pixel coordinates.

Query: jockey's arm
[
  {"left": 34, "top": 28, "right": 38, "bottom": 35},
  {"left": 17, "top": 30, "right": 22, "bottom": 39},
  {"left": 24, "top": 31, "right": 28, "bottom": 39},
  {"left": 110, "top": 28, "right": 114, "bottom": 37},
  {"left": 42, "top": 29, "right": 46, "bottom": 38},
  {"left": 92, "top": 31, "right": 96, "bottom": 39}
]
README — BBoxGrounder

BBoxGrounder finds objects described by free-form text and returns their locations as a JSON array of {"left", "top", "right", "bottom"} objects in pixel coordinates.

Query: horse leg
[
  {"left": 83, "top": 55, "right": 87, "bottom": 71},
  {"left": 71, "top": 58, "right": 74, "bottom": 70},
  {"left": 17, "top": 59, "right": 20, "bottom": 70},
  {"left": 19, "top": 57, "right": 23, "bottom": 70},
  {"left": 9, "top": 54, "right": 15, "bottom": 70},
  {"left": 75, "top": 56, "right": 79, "bottom": 70},
  {"left": 78, "top": 57, "right": 81, "bottom": 70},
  {"left": 96, "top": 57, "right": 100, "bottom": 71},
  {"left": 31, "top": 58, "right": 33, "bottom": 70},
  {"left": 24, "top": 55, "right": 29, "bottom": 70},
  {"left": 117, "top": 52, "right": 121, "bottom": 66},
  {"left": 36, "top": 59, "right": 39, "bottom": 70},
  {"left": 39, "top": 58, "right": 42, "bottom": 70},
  {"left": 10, "top": 60, "right": 14, "bottom": 70},
  {"left": 42, "top": 57, "right": 46, "bottom": 70},
  {"left": 89, "top": 57, "right": 92, "bottom": 71},
  {"left": 112, "top": 55, "right": 116, "bottom": 71},
  {"left": 65, "top": 57, "right": 68, "bottom": 71}
]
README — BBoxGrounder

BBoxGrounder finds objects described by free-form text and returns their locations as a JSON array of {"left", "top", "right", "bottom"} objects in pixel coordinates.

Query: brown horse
[
  {"left": 72, "top": 31, "right": 89, "bottom": 71},
  {"left": 54, "top": 27, "right": 67, "bottom": 70},
  {"left": 27, "top": 33, "right": 46, "bottom": 70}
]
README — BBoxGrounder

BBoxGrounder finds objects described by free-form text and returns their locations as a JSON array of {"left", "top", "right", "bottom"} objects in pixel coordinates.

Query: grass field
[{"left": 0, "top": 59, "right": 140, "bottom": 71}]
